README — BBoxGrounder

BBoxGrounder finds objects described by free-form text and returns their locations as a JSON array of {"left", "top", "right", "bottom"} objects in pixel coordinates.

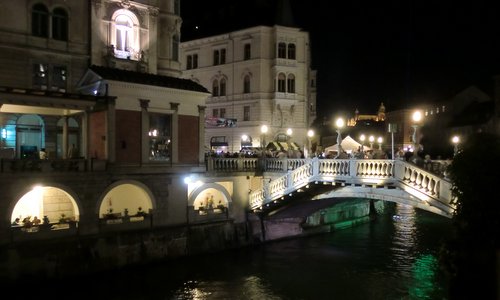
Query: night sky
[{"left": 181, "top": 0, "right": 500, "bottom": 120}]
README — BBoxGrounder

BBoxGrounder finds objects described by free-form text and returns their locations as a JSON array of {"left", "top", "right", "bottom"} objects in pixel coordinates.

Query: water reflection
[{"left": 18, "top": 202, "right": 451, "bottom": 300}]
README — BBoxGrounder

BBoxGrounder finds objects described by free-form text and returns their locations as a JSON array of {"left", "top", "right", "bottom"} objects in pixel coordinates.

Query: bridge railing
[{"left": 248, "top": 158, "right": 454, "bottom": 214}]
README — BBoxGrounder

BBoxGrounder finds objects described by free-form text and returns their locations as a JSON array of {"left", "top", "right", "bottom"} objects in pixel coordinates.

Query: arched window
[
  {"left": 287, "top": 74, "right": 295, "bottom": 93},
  {"left": 52, "top": 8, "right": 68, "bottom": 41},
  {"left": 243, "top": 75, "right": 251, "bottom": 93},
  {"left": 220, "top": 78, "right": 226, "bottom": 96},
  {"left": 278, "top": 42, "right": 286, "bottom": 58},
  {"left": 32, "top": 4, "right": 49, "bottom": 38},
  {"left": 116, "top": 15, "right": 132, "bottom": 52},
  {"left": 172, "top": 35, "right": 179, "bottom": 61},
  {"left": 212, "top": 79, "right": 219, "bottom": 96},
  {"left": 111, "top": 10, "right": 140, "bottom": 60},
  {"left": 287, "top": 43, "right": 296, "bottom": 59},
  {"left": 277, "top": 73, "right": 286, "bottom": 92}
]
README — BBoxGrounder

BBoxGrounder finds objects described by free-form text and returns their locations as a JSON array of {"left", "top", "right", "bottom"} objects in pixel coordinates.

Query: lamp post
[
  {"left": 369, "top": 135, "right": 374, "bottom": 149},
  {"left": 260, "top": 125, "right": 268, "bottom": 149},
  {"left": 335, "top": 118, "right": 344, "bottom": 157},
  {"left": 377, "top": 136, "right": 383, "bottom": 150},
  {"left": 307, "top": 129, "right": 314, "bottom": 158},
  {"left": 452, "top": 135, "right": 460, "bottom": 156},
  {"left": 412, "top": 110, "right": 422, "bottom": 156},
  {"left": 359, "top": 134, "right": 365, "bottom": 152},
  {"left": 286, "top": 128, "right": 293, "bottom": 141}
]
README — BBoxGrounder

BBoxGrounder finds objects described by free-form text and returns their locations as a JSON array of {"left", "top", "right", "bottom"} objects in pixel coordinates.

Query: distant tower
[{"left": 377, "top": 102, "right": 386, "bottom": 121}]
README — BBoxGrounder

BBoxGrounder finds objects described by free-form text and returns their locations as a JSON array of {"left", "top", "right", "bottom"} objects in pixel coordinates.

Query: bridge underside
[{"left": 253, "top": 181, "right": 453, "bottom": 219}]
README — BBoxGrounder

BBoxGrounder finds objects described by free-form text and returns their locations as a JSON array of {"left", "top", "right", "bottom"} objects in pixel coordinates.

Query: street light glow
[
  {"left": 287, "top": 128, "right": 293, "bottom": 136},
  {"left": 307, "top": 129, "right": 314, "bottom": 138},
  {"left": 377, "top": 137, "right": 383, "bottom": 144},
  {"left": 335, "top": 118, "right": 344, "bottom": 129},
  {"left": 360, "top": 134, "right": 365, "bottom": 142},
  {"left": 261, "top": 125, "right": 268, "bottom": 134},
  {"left": 241, "top": 134, "right": 248, "bottom": 142},
  {"left": 452, "top": 136, "right": 459, "bottom": 144},
  {"left": 412, "top": 110, "right": 422, "bottom": 123}
]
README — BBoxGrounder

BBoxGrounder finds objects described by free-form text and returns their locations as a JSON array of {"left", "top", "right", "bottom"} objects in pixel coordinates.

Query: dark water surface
[{"left": 26, "top": 202, "right": 453, "bottom": 299}]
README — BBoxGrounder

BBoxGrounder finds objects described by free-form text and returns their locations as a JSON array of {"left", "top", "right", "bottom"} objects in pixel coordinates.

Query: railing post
[
  {"left": 312, "top": 157, "right": 319, "bottom": 178},
  {"left": 349, "top": 159, "right": 357, "bottom": 177}
]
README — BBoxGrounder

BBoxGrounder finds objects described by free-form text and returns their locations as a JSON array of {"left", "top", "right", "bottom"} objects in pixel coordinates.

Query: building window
[
  {"left": 220, "top": 48, "right": 226, "bottom": 64},
  {"left": 52, "top": 66, "right": 67, "bottom": 92},
  {"left": 287, "top": 74, "right": 295, "bottom": 93},
  {"left": 32, "top": 64, "right": 67, "bottom": 92},
  {"left": 172, "top": 35, "right": 179, "bottom": 61},
  {"left": 213, "top": 50, "right": 220, "bottom": 65},
  {"left": 33, "top": 64, "right": 49, "bottom": 89},
  {"left": 212, "top": 80, "right": 219, "bottom": 96},
  {"left": 212, "top": 109, "right": 219, "bottom": 118},
  {"left": 111, "top": 10, "right": 140, "bottom": 60},
  {"left": 193, "top": 54, "right": 198, "bottom": 68},
  {"left": 287, "top": 44, "right": 296, "bottom": 59},
  {"left": 149, "top": 113, "right": 172, "bottom": 161},
  {"left": 186, "top": 54, "right": 198, "bottom": 70},
  {"left": 32, "top": 4, "right": 49, "bottom": 38},
  {"left": 220, "top": 78, "right": 226, "bottom": 96},
  {"left": 278, "top": 42, "right": 286, "bottom": 58},
  {"left": 277, "top": 73, "right": 286, "bottom": 92},
  {"left": 244, "top": 44, "right": 251, "bottom": 60},
  {"left": 52, "top": 8, "right": 68, "bottom": 41},
  {"left": 220, "top": 108, "right": 226, "bottom": 118},
  {"left": 243, "top": 106, "right": 250, "bottom": 121},
  {"left": 243, "top": 75, "right": 251, "bottom": 93}
]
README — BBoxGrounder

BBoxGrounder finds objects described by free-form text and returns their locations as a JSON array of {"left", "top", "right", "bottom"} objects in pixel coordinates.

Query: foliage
[{"left": 439, "top": 132, "right": 499, "bottom": 299}]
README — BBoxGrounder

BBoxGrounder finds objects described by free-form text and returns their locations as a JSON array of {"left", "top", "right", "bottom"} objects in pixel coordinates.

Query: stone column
[
  {"left": 198, "top": 105, "right": 206, "bottom": 165},
  {"left": 170, "top": 102, "right": 179, "bottom": 164},
  {"left": 140, "top": 99, "right": 150, "bottom": 164},
  {"left": 62, "top": 116, "right": 68, "bottom": 159}
]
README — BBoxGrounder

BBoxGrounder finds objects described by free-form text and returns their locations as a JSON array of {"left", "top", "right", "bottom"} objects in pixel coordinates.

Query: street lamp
[
  {"left": 412, "top": 110, "right": 422, "bottom": 154},
  {"left": 307, "top": 129, "right": 314, "bottom": 158},
  {"left": 369, "top": 135, "right": 374, "bottom": 149},
  {"left": 335, "top": 118, "right": 344, "bottom": 157},
  {"left": 359, "top": 134, "right": 365, "bottom": 152},
  {"left": 286, "top": 128, "right": 293, "bottom": 140},
  {"left": 452, "top": 135, "right": 460, "bottom": 156},
  {"left": 377, "top": 136, "right": 383, "bottom": 150},
  {"left": 260, "top": 125, "right": 268, "bottom": 148}
]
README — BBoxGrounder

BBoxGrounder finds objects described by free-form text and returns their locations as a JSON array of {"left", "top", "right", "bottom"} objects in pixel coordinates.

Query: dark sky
[{"left": 181, "top": 0, "right": 500, "bottom": 119}]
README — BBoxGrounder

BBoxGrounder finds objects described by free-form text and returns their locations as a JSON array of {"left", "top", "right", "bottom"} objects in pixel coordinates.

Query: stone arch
[
  {"left": 9, "top": 184, "right": 81, "bottom": 225},
  {"left": 98, "top": 180, "right": 155, "bottom": 218},
  {"left": 16, "top": 114, "right": 45, "bottom": 158},
  {"left": 188, "top": 183, "right": 232, "bottom": 210}
]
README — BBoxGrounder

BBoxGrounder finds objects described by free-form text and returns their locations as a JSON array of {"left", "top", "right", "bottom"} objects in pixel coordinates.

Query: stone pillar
[
  {"left": 62, "top": 116, "right": 68, "bottom": 159},
  {"left": 198, "top": 105, "right": 206, "bottom": 165},
  {"left": 170, "top": 102, "right": 179, "bottom": 164},
  {"left": 106, "top": 97, "right": 116, "bottom": 163},
  {"left": 140, "top": 99, "right": 150, "bottom": 164}
]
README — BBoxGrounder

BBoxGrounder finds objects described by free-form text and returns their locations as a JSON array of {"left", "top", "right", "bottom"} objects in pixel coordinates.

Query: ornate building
[{"left": 180, "top": 25, "right": 317, "bottom": 153}]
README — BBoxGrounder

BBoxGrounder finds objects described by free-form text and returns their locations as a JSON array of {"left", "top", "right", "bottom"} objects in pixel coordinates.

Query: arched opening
[
  {"left": 11, "top": 186, "right": 80, "bottom": 230},
  {"left": 99, "top": 183, "right": 153, "bottom": 220}
]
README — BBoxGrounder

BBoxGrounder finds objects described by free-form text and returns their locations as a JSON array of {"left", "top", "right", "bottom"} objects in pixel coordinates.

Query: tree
[{"left": 440, "top": 132, "right": 499, "bottom": 299}]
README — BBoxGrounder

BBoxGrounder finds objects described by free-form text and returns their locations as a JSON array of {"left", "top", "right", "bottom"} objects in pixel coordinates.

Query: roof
[
  {"left": 89, "top": 65, "right": 209, "bottom": 93},
  {"left": 325, "top": 135, "right": 372, "bottom": 153}
]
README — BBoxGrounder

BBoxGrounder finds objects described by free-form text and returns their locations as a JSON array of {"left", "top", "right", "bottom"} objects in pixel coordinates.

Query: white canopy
[{"left": 324, "top": 135, "right": 371, "bottom": 153}]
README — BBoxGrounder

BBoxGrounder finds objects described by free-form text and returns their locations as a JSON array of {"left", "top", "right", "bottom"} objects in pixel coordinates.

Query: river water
[{"left": 30, "top": 202, "right": 453, "bottom": 299}]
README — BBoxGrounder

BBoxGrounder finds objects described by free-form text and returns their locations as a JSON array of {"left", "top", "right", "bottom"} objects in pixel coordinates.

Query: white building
[{"left": 180, "top": 25, "right": 317, "bottom": 154}]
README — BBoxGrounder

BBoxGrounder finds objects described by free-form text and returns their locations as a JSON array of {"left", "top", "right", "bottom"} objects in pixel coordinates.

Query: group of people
[{"left": 12, "top": 215, "right": 50, "bottom": 227}]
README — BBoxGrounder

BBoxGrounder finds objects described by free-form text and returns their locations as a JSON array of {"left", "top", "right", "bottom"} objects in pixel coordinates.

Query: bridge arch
[
  {"left": 98, "top": 180, "right": 155, "bottom": 218},
  {"left": 313, "top": 186, "right": 452, "bottom": 218},
  {"left": 188, "top": 183, "right": 232, "bottom": 210},
  {"left": 9, "top": 184, "right": 81, "bottom": 225}
]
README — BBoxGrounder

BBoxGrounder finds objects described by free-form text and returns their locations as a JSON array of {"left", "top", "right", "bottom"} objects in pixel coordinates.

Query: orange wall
[
  {"left": 178, "top": 115, "right": 199, "bottom": 164},
  {"left": 115, "top": 110, "right": 141, "bottom": 163},
  {"left": 89, "top": 111, "right": 106, "bottom": 159}
]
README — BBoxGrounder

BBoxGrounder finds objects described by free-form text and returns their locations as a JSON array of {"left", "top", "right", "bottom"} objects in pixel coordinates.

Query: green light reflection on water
[{"left": 408, "top": 254, "right": 439, "bottom": 300}]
